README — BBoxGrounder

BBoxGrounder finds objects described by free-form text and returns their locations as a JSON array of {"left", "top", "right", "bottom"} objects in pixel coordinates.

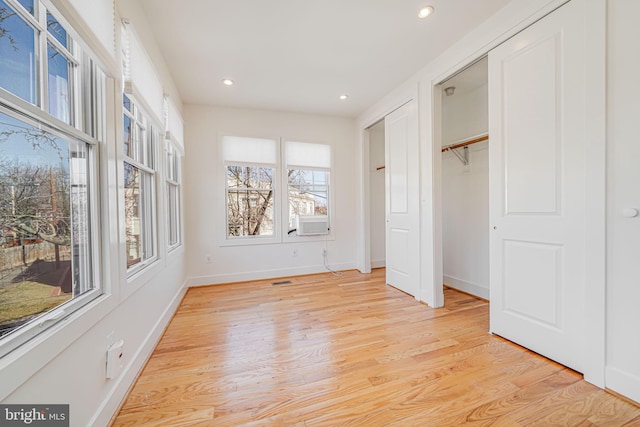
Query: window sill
[
  {"left": 283, "top": 232, "right": 336, "bottom": 243},
  {"left": 219, "top": 235, "right": 282, "bottom": 247}
]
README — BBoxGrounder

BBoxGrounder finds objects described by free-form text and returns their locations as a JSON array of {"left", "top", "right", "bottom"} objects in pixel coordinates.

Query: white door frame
[
  {"left": 357, "top": 84, "right": 418, "bottom": 276},
  {"left": 357, "top": 0, "right": 605, "bottom": 386}
]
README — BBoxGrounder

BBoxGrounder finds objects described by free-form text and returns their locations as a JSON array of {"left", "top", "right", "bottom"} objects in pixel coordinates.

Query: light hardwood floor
[{"left": 112, "top": 269, "right": 640, "bottom": 426}]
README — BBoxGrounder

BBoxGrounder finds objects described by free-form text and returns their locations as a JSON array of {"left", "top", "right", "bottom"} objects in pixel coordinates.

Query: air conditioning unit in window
[{"left": 296, "top": 215, "right": 329, "bottom": 236}]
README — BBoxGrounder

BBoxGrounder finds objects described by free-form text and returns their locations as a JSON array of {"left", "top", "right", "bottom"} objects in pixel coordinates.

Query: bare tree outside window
[
  {"left": 0, "top": 0, "right": 103, "bottom": 357},
  {"left": 226, "top": 165, "right": 274, "bottom": 237},
  {"left": 0, "top": 111, "right": 93, "bottom": 338}
]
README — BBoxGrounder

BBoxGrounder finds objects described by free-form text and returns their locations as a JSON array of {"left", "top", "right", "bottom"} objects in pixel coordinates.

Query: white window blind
[
  {"left": 286, "top": 141, "right": 331, "bottom": 168},
  {"left": 222, "top": 136, "right": 277, "bottom": 165},
  {"left": 122, "top": 20, "right": 164, "bottom": 125}
]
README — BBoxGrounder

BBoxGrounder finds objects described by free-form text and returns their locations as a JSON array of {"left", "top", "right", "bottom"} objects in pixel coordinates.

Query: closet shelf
[
  {"left": 441, "top": 134, "right": 489, "bottom": 153},
  {"left": 441, "top": 134, "right": 489, "bottom": 166}
]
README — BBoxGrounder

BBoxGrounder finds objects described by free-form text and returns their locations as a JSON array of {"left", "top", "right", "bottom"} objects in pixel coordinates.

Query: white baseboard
[
  {"left": 89, "top": 280, "right": 188, "bottom": 427},
  {"left": 606, "top": 366, "right": 640, "bottom": 404},
  {"left": 443, "top": 275, "right": 489, "bottom": 300},
  {"left": 186, "top": 262, "right": 356, "bottom": 287}
]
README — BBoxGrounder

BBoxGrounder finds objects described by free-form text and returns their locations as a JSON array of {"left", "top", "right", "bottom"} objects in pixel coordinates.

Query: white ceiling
[{"left": 136, "top": 0, "right": 511, "bottom": 118}]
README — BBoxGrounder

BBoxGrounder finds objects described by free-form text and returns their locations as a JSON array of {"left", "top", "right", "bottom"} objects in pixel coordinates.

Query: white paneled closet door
[
  {"left": 488, "top": 0, "right": 591, "bottom": 373},
  {"left": 385, "top": 100, "right": 419, "bottom": 297}
]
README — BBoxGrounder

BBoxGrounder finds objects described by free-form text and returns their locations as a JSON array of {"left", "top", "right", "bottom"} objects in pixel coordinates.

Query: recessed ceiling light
[
  {"left": 339, "top": 94, "right": 349, "bottom": 100},
  {"left": 222, "top": 79, "right": 234, "bottom": 86},
  {"left": 418, "top": 6, "right": 434, "bottom": 19}
]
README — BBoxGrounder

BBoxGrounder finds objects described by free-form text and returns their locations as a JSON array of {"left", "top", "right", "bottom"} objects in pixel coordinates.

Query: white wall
[
  {"left": 441, "top": 84, "right": 488, "bottom": 146},
  {"left": 0, "top": 2, "right": 188, "bottom": 426},
  {"left": 441, "top": 83, "right": 489, "bottom": 299},
  {"left": 5, "top": 263, "right": 185, "bottom": 426},
  {"left": 605, "top": 0, "right": 640, "bottom": 404},
  {"left": 441, "top": 142, "right": 489, "bottom": 299},
  {"left": 368, "top": 123, "right": 386, "bottom": 267},
  {"left": 185, "top": 105, "right": 357, "bottom": 285}
]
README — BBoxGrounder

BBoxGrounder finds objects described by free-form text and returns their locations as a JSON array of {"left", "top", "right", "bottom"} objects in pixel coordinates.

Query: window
[
  {"left": 288, "top": 170, "right": 329, "bottom": 219},
  {"left": 221, "top": 136, "right": 277, "bottom": 239},
  {"left": 165, "top": 141, "right": 181, "bottom": 248},
  {"left": 164, "top": 98, "right": 183, "bottom": 250},
  {"left": 123, "top": 94, "right": 157, "bottom": 271},
  {"left": 286, "top": 141, "right": 331, "bottom": 234},
  {"left": 226, "top": 165, "right": 275, "bottom": 237},
  {"left": 0, "top": 0, "right": 80, "bottom": 125},
  {"left": 220, "top": 137, "right": 332, "bottom": 243},
  {"left": 0, "top": 0, "right": 105, "bottom": 356},
  {"left": 45, "top": 12, "right": 75, "bottom": 125}
]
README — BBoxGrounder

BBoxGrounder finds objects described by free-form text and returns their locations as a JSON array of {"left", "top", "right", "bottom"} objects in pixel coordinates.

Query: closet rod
[{"left": 441, "top": 134, "right": 488, "bottom": 153}]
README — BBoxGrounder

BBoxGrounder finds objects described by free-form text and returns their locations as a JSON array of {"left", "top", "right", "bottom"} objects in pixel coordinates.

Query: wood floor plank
[{"left": 111, "top": 268, "right": 640, "bottom": 426}]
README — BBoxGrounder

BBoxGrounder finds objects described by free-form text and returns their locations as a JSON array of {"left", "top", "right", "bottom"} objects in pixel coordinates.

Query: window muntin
[
  {"left": 226, "top": 165, "right": 275, "bottom": 238},
  {"left": 15, "top": 0, "right": 33, "bottom": 15},
  {"left": 122, "top": 95, "right": 157, "bottom": 272},
  {"left": 0, "top": 107, "right": 97, "bottom": 353}
]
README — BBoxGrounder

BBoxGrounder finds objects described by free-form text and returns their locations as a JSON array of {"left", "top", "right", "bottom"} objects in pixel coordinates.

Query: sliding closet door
[
  {"left": 488, "top": 0, "right": 593, "bottom": 373},
  {"left": 385, "top": 100, "right": 419, "bottom": 297}
]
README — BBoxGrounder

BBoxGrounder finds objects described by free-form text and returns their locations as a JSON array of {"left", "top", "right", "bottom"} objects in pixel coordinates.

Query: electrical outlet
[
  {"left": 292, "top": 249, "right": 298, "bottom": 257},
  {"left": 205, "top": 254, "right": 212, "bottom": 264}
]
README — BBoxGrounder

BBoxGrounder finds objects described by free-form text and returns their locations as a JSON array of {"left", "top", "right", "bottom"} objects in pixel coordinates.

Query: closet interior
[
  {"left": 440, "top": 57, "right": 490, "bottom": 300},
  {"left": 368, "top": 120, "right": 386, "bottom": 269}
]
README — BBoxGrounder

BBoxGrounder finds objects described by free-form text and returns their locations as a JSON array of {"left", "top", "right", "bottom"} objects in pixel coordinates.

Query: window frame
[
  {"left": 0, "top": 0, "right": 108, "bottom": 361},
  {"left": 0, "top": 102, "right": 103, "bottom": 358},
  {"left": 285, "top": 167, "right": 332, "bottom": 236},
  {"left": 122, "top": 94, "right": 159, "bottom": 276},
  {"left": 1, "top": 0, "right": 82, "bottom": 126},
  {"left": 165, "top": 139, "right": 182, "bottom": 251},
  {"left": 282, "top": 141, "right": 334, "bottom": 242},
  {"left": 219, "top": 136, "right": 335, "bottom": 246},
  {"left": 219, "top": 135, "right": 281, "bottom": 246},
  {"left": 224, "top": 162, "right": 277, "bottom": 241}
]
